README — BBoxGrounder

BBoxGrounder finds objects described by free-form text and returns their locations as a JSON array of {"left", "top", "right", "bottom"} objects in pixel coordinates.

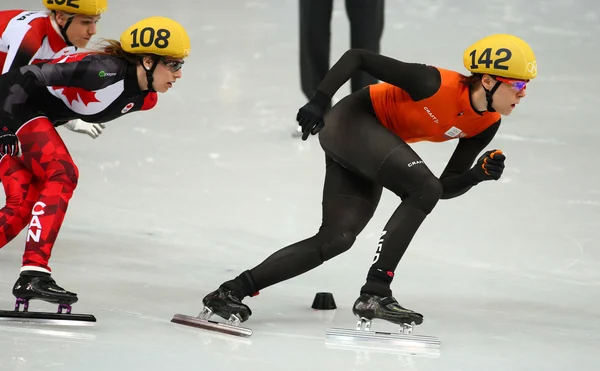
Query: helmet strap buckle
[{"left": 53, "top": 11, "right": 75, "bottom": 47}]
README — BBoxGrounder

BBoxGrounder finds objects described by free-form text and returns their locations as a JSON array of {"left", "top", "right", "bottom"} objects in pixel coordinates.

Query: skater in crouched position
[
  {"left": 202, "top": 34, "right": 537, "bottom": 327},
  {"left": 0, "top": 1, "right": 110, "bottom": 287},
  {"left": 0, "top": 0, "right": 110, "bottom": 138},
  {"left": 0, "top": 16, "right": 190, "bottom": 314}
]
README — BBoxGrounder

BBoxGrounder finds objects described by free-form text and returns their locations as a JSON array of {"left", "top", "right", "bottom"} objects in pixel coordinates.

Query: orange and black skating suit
[{"left": 244, "top": 49, "right": 505, "bottom": 299}]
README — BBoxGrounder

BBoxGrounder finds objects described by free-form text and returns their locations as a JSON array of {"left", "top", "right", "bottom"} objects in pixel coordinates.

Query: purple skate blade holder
[
  {"left": 0, "top": 298, "right": 96, "bottom": 326},
  {"left": 171, "top": 313, "right": 253, "bottom": 338}
]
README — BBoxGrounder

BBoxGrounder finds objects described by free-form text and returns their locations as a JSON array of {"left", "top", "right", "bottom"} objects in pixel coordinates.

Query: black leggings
[{"left": 241, "top": 89, "right": 443, "bottom": 298}]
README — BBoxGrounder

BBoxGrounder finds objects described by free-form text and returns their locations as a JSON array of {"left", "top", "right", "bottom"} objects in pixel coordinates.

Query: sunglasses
[
  {"left": 495, "top": 76, "right": 528, "bottom": 91},
  {"left": 160, "top": 58, "right": 185, "bottom": 72}
]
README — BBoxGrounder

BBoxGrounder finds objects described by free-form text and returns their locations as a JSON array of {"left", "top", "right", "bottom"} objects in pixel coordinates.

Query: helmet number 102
[
  {"left": 46, "top": 0, "right": 80, "bottom": 8},
  {"left": 469, "top": 48, "right": 512, "bottom": 71}
]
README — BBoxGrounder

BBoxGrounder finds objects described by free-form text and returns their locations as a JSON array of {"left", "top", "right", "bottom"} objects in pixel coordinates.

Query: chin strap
[
  {"left": 483, "top": 80, "right": 502, "bottom": 112},
  {"left": 54, "top": 12, "right": 74, "bottom": 47},
  {"left": 141, "top": 56, "right": 160, "bottom": 92}
]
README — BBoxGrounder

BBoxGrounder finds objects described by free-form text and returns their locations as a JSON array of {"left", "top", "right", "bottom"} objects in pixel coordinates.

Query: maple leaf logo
[{"left": 52, "top": 86, "right": 100, "bottom": 106}]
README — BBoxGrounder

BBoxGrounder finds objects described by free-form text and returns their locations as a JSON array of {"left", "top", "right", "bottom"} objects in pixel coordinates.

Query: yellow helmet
[
  {"left": 120, "top": 17, "right": 191, "bottom": 59},
  {"left": 43, "top": 0, "right": 108, "bottom": 16},
  {"left": 463, "top": 34, "right": 537, "bottom": 80}
]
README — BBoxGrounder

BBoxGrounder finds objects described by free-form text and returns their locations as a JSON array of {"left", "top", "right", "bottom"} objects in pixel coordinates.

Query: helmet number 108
[
  {"left": 130, "top": 27, "right": 171, "bottom": 49},
  {"left": 469, "top": 48, "right": 512, "bottom": 71}
]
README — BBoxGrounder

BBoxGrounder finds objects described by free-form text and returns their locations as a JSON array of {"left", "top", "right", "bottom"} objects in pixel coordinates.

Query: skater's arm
[
  {"left": 2, "top": 21, "right": 45, "bottom": 74},
  {"left": 21, "top": 54, "right": 126, "bottom": 90},
  {"left": 311, "top": 49, "right": 441, "bottom": 103},
  {"left": 0, "top": 55, "right": 126, "bottom": 130},
  {"left": 438, "top": 121, "right": 501, "bottom": 199}
]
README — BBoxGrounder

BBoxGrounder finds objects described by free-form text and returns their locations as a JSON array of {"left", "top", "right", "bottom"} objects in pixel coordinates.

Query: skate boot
[
  {"left": 325, "top": 294, "right": 439, "bottom": 350},
  {"left": 352, "top": 294, "right": 423, "bottom": 333},
  {"left": 12, "top": 271, "right": 78, "bottom": 314},
  {"left": 200, "top": 286, "right": 252, "bottom": 324},
  {"left": 170, "top": 286, "right": 254, "bottom": 337}
]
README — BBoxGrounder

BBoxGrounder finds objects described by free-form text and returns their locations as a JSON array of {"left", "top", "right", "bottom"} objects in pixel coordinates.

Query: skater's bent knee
[
  {"left": 415, "top": 176, "right": 443, "bottom": 214},
  {"left": 47, "top": 163, "right": 79, "bottom": 192},
  {"left": 319, "top": 230, "right": 357, "bottom": 261},
  {"left": 5, "top": 192, "right": 24, "bottom": 209}
]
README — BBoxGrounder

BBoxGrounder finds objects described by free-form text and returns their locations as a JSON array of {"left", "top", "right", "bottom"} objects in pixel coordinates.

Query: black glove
[
  {"left": 470, "top": 149, "right": 506, "bottom": 182},
  {"left": 0, "top": 128, "right": 19, "bottom": 159},
  {"left": 296, "top": 90, "right": 330, "bottom": 141}
]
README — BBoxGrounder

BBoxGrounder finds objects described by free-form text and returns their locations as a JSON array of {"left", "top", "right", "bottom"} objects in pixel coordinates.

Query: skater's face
[
  {"left": 482, "top": 74, "right": 528, "bottom": 116},
  {"left": 55, "top": 12, "right": 101, "bottom": 49},
  {"left": 152, "top": 57, "right": 184, "bottom": 93}
]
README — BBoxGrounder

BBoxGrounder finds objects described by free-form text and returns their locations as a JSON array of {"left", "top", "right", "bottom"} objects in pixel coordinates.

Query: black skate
[
  {"left": 13, "top": 273, "right": 78, "bottom": 310},
  {"left": 352, "top": 294, "right": 423, "bottom": 331},
  {"left": 325, "top": 294, "right": 440, "bottom": 352},
  {"left": 171, "top": 287, "right": 253, "bottom": 337},
  {"left": 0, "top": 273, "right": 96, "bottom": 325},
  {"left": 201, "top": 287, "right": 252, "bottom": 322}
]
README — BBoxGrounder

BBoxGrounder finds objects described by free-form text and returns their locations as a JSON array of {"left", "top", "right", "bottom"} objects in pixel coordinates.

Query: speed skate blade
[
  {"left": 2, "top": 325, "right": 96, "bottom": 341},
  {"left": 0, "top": 310, "right": 96, "bottom": 326},
  {"left": 171, "top": 313, "right": 252, "bottom": 338},
  {"left": 326, "top": 327, "right": 440, "bottom": 350},
  {"left": 325, "top": 336, "right": 440, "bottom": 358}
]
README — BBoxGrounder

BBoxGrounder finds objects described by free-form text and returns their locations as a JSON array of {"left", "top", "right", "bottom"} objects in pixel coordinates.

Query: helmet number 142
[{"left": 469, "top": 48, "right": 512, "bottom": 71}]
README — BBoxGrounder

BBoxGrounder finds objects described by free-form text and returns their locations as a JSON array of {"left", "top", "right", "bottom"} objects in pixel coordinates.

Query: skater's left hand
[
  {"left": 64, "top": 119, "right": 106, "bottom": 139},
  {"left": 470, "top": 149, "right": 506, "bottom": 181},
  {"left": 0, "top": 127, "right": 19, "bottom": 159}
]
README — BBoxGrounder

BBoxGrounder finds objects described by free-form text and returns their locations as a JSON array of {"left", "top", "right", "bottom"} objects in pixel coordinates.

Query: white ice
[{"left": 1, "top": 0, "right": 599, "bottom": 370}]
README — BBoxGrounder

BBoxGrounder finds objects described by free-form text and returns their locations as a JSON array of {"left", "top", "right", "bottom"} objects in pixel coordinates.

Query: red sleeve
[{"left": 2, "top": 17, "right": 46, "bottom": 74}]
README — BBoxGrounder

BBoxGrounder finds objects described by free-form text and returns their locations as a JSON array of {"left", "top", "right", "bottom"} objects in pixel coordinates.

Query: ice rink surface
[{"left": 1, "top": 0, "right": 599, "bottom": 370}]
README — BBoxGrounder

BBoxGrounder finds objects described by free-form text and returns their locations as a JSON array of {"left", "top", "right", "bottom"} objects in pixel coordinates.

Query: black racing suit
[{"left": 225, "top": 50, "right": 502, "bottom": 299}]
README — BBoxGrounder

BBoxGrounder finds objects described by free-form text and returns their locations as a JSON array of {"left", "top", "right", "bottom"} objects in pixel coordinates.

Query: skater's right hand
[
  {"left": 0, "top": 127, "right": 19, "bottom": 159},
  {"left": 296, "top": 90, "right": 330, "bottom": 141},
  {"left": 469, "top": 149, "right": 506, "bottom": 182}
]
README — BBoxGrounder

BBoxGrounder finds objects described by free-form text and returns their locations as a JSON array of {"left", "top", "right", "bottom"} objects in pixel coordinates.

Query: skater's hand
[
  {"left": 64, "top": 119, "right": 106, "bottom": 139},
  {"left": 296, "top": 90, "right": 330, "bottom": 141},
  {"left": 469, "top": 149, "right": 505, "bottom": 182},
  {"left": 0, "top": 128, "right": 19, "bottom": 159}
]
